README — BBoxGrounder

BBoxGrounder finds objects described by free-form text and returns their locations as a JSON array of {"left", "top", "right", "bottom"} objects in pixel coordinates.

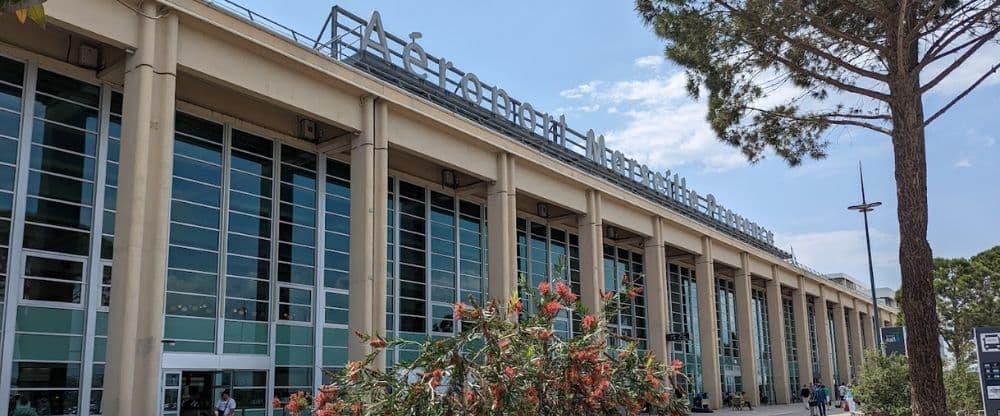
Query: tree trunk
[{"left": 889, "top": 76, "right": 947, "bottom": 415}]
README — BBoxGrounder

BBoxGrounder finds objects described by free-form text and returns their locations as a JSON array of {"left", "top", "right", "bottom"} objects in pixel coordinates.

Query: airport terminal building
[{"left": 0, "top": 1, "right": 898, "bottom": 414}]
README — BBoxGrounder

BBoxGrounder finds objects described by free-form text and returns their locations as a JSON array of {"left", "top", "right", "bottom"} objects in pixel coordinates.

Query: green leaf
[{"left": 26, "top": 4, "right": 43, "bottom": 27}]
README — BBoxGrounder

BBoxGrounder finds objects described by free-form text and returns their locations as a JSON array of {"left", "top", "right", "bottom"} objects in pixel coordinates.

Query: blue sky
[{"left": 237, "top": 1, "right": 1000, "bottom": 290}]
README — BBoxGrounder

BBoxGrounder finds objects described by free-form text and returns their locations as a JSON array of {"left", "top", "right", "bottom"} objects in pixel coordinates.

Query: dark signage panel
[
  {"left": 975, "top": 327, "right": 1000, "bottom": 416},
  {"left": 881, "top": 326, "right": 906, "bottom": 356}
]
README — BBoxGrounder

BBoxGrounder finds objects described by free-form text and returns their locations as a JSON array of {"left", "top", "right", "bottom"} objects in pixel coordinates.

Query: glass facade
[
  {"left": 602, "top": 245, "right": 646, "bottom": 350},
  {"left": 827, "top": 308, "right": 839, "bottom": 384},
  {"left": 516, "top": 218, "right": 579, "bottom": 338},
  {"left": 384, "top": 179, "right": 486, "bottom": 365},
  {"left": 782, "top": 296, "right": 800, "bottom": 394},
  {"left": 715, "top": 277, "right": 740, "bottom": 396},
  {"left": 668, "top": 263, "right": 702, "bottom": 396},
  {"left": 0, "top": 57, "right": 121, "bottom": 415},
  {"left": 751, "top": 287, "right": 774, "bottom": 404},
  {"left": 845, "top": 309, "right": 855, "bottom": 381},
  {"left": 807, "top": 300, "right": 820, "bottom": 381}
]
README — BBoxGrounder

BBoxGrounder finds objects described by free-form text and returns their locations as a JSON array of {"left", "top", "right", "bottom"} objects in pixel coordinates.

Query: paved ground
[
  {"left": 707, "top": 403, "right": 848, "bottom": 416},
  {"left": 640, "top": 402, "right": 852, "bottom": 415}
]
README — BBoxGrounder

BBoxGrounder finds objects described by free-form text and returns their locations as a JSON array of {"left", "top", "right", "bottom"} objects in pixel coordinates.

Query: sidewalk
[{"left": 702, "top": 403, "right": 848, "bottom": 416}]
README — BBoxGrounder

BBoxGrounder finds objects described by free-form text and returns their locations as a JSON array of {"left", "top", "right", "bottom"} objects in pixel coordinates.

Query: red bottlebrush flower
[
  {"left": 513, "top": 300, "right": 524, "bottom": 314},
  {"left": 671, "top": 358, "right": 684, "bottom": 371},
  {"left": 453, "top": 302, "right": 467, "bottom": 320},
  {"left": 555, "top": 281, "right": 576, "bottom": 302},
  {"left": 538, "top": 329, "right": 554, "bottom": 341},
  {"left": 431, "top": 368, "right": 444, "bottom": 379},
  {"left": 582, "top": 314, "right": 597, "bottom": 330},
  {"left": 271, "top": 397, "right": 282, "bottom": 409},
  {"left": 351, "top": 402, "right": 363, "bottom": 414},
  {"left": 541, "top": 299, "right": 561, "bottom": 317},
  {"left": 498, "top": 338, "right": 511, "bottom": 350},
  {"left": 527, "top": 387, "right": 540, "bottom": 405},
  {"left": 601, "top": 290, "right": 615, "bottom": 302},
  {"left": 504, "top": 366, "right": 517, "bottom": 379},
  {"left": 369, "top": 338, "right": 387, "bottom": 349},
  {"left": 538, "top": 281, "right": 551, "bottom": 296},
  {"left": 627, "top": 288, "right": 641, "bottom": 299}
]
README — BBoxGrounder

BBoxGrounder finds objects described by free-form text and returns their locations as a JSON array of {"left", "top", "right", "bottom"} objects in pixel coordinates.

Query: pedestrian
[
  {"left": 215, "top": 389, "right": 237, "bottom": 416},
  {"left": 813, "top": 384, "right": 828, "bottom": 416},
  {"left": 843, "top": 384, "right": 858, "bottom": 415},
  {"left": 801, "top": 385, "right": 813, "bottom": 412}
]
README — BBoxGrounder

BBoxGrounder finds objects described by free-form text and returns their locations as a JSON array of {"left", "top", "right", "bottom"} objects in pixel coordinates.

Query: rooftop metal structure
[{"left": 201, "top": 0, "right": 796, "bottom": 261}]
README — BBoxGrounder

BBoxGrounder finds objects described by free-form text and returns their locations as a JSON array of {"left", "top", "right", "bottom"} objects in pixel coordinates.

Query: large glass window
[
  {"left": 515, "top": 218, "right": 580, "bottom": 338},
  {"left": 807, "top": 300, "right": 820, "bottom": 380},
  {"left": 0, "top": 56, "right": 25, "bottom": 337},
  {"left": 845, "top": 309, "right": 855, "bottom": 381},
  {"left": 223, "top": 129, "right": 274, "bottom": 355},
  {"left": 782, "top": 296, "right": 800, "bottom": 395},
  {"left": 751, "top": 287, "right": 775, "bottom": 404},
  {"left": 827, "top": 308, "right": 839, "bottom": 383},
  {"left": 322, "top": 158, "right": 350, "bottom": 371},
  {"left": 386, "top": 179, "right": 486, "bottom": 365},
  {"left": 164, "top": 113, "right": 223, "bottom": 353},
  {"left": 716, "top": 277, "right": 740, "bottom": 396},
  {"left": 669, "top": 263, "right": 702, "bottom": 396},
  {"left": 274, "top": 144, "right": 317, "bottom": 396},
  {"left": 602, "top": 245, "right": 647, "bottom": 350}
]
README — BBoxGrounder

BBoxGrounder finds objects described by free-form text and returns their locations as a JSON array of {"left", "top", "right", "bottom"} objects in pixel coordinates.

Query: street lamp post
[{"left": 848, "top": 161, "right": 883, "bottom": 350}]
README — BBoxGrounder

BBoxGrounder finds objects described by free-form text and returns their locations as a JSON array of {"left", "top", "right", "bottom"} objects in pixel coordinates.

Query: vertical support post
[
  {"left": 696, "top": 237, "right": 722, "bottom": 409},
  {"left": 833, "top": 298, "right": 851, "bottom": 383},
  {"left": 348, "top": 95, "right": 376, "bottom": 362},
  {"left": 644, "top": 217, "right": 669, "bottom": 365},
  {"left": 863, "top": 305, "right": 876, "bottom": 351},
  {"left": 849, "top": 300, "right": 865, "bottom": 376},
  {"left": 793, "top": 277, "right": 813, "bottom": 387},
  {"left": 766, "top": 268, "right": 790, "bottom": 404},
  {"left": 371, "top": 99, "right": 389, "bottom": 368},
  {"left": 815, "top": 287, "right": 835, "bottom": 389},
  {"left": 103, "top": 5, "right": 179, "bottom": 415},
  {"left": 579, "top": 189, "right": 604, "bottom": 314},
  {"left": 487, "top": 153, "right": 516, "bottom": 305},
  {"left": 735, "top": 253, "right": 759, "bottom": 405}
]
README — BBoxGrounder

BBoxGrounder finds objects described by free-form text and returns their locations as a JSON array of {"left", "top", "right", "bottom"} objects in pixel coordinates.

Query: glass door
[{"left": 162, "top": 372, "right": 181, "bottom": 416}]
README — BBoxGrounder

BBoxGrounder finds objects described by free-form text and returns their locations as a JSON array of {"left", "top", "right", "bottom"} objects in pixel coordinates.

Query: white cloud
[
  {"left": 559, "top": 81, "right": 602, "bottom": 99},
  {"left": 634, "top": 55, "right": 665, "bottom": 69},
  {"left": 954, "top": 158, "right": 972, "bottom": 168},
  {"left": 774, "top": 229, "right": 899, "bottom": 287},
  {"left": 924, "top": 43, "right": 1000, "bottom": 96},
  {"left": 555, "top": 104, "right": 601, "bottom": 114}
]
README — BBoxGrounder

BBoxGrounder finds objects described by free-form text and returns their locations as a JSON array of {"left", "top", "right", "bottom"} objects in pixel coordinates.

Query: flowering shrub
[{"left": 274, "top": 277, "right": 690, "bottom": 415}]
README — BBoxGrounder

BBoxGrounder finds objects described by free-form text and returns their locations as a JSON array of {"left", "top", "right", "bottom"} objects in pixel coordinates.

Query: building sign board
[
  {"left": 975, "top": 327, "right": 1000, "bottom": 415},
  {"left": 881, "top": 326, "right": 906, "bottom": 356},
  {"left": 327, "top": 7, "right": 778, "bottom": 249}
]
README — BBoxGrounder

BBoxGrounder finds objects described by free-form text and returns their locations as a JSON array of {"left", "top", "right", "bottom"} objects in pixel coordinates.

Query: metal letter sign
[
  {"left": 881, "top": 326, "right": 906, "bottom": 356},
  {"left": 975, "top": 327, "right": 1000, "bottom": 416},
  {"left": 321, "top": 6, "right": 787, "bottom": 256}
]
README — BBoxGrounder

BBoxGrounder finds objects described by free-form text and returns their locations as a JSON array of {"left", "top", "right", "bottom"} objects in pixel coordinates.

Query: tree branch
[
  {"left": 921, "top": 33, "right": 999, "bottom": 93},
  {"left": 920, "top": 29, "right": 998, "bottom": 71},
  {"left": 785, "top": 0, "right": 886, "bottom": 52},
  {"left": 922, "top": 1, "right": 1000, "bottom": 60},
  {"left": 751, "top": 44, "right": 891, "bottom": 102},
  {"left": 715, "top": 0, "right": 890, "bottom": 82},
  {"left": 924, "top": 62, "right": 1000, "bottom": 126},
  {"left": 747, "top": 107, "right": 892, "bottom": 135},
  {"left": 908, "top": 0, "right": 953, "bottom": 43}
]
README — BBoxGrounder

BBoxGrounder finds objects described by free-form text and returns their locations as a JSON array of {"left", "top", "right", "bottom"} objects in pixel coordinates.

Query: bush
[
  {"left": 944, "top": 359, "right": 982, "bottom": 416},
  {"left": 274, "top": 278, "right": 690, "bottom": 415},
  {"left": 853, "top": 350, "right": 911, "bottom": 416}
]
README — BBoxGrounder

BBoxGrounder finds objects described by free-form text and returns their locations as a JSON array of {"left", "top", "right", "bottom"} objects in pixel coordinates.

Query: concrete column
[
  {"left": 370, "top": 99, "right": 389, "bottom": 367},
  {"left": 695, "top": 237, "right": 722, "bottom": 409},
  {"left": 580, "top": 189, "right": 604, "bottom": 314},
  {"left": 792, "top": 278, "right": 813, "bottom": 387},
  {"left": 848, "top": 300, "right": 864, "bottom": 378},
  {"left": 862, "top": 305, "right": 876, "bottom": 351},
  {"left": 644, "top": 217, "right": 669, "bottom": 365},
  {"left": 815, "top": 287, "right": 835, "bottom": 389},
  {"left": 734, "top": 253, "right": 759, "bottom": 405},
  {"left": 766, "top": 270, "right": 790, "bottom": 404},
  {"left": 103, "top": 6, "right": 178, "bottom": 415},
  {"left": 348, "top": 95, "right": 377, "bottom": 362},
  {"left": 487, "top": 153, "right": 517, "bottom": 304},
  {"left": 832, "top": 298, "right": 851, "bottom": 384}
]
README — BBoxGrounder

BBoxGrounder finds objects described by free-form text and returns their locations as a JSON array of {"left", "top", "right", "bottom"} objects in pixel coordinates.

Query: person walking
[
  {"left": 813, "top": 384, "right": 828, "bottom": 416},
  {"left": 843, "top": 384, "right": 858, "bottom": 415},
  {"left": 215, "top": 389, "right": 237, "bottom": 416}
]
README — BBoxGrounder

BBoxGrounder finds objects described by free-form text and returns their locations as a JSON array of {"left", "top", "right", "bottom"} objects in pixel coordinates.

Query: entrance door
[{"left": 179, "top": 371, "right": 236, "bottom": 416}]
